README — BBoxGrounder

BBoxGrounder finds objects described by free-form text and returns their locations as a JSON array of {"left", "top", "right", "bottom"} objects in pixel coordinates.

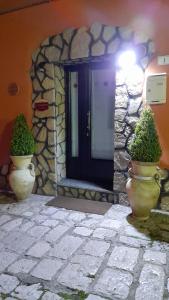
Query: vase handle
[{"left": 29, "top": 163, "right": 35, "bottom": 177}]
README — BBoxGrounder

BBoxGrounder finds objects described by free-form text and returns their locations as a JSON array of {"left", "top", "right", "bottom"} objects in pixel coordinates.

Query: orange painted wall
[{"left": 0, "top": 0, "right": 169, "bottom": 167}]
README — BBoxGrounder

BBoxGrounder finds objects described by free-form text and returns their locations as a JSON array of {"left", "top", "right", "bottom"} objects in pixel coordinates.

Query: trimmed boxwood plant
[
  {"left": 10, "top": 113, "right": 35, "bottom": 156},
  {"left": 128, "top": 107, "right": 162, "bottom": 162}
]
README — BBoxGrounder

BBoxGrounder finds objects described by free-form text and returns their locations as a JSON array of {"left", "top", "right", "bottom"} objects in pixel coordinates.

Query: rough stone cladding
[
  {"left": 30, "top": 23, "right": 155, "bottom": 203},
  {"left": 0, "top": 23, "right": 159, "bottom": 206}
]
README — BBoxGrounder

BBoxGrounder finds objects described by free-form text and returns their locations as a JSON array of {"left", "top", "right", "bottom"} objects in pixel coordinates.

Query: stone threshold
[{"left": 57, "top": 178, "right": 114, "bottom": 203}]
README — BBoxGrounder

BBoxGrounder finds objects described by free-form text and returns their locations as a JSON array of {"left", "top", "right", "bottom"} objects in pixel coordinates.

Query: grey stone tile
[
  {"left": 119, "top": 235, "right": 151, "bottom": 248},
  {"left": 19, "top": 221, "right": 35, "bottom": 232},
  {"left": 8, "top": 258, "right": 37, "bottom": 274},
  {"left": 80, "top": 219, "right": 99, "bottom": 228},
  {"left": 0, "top": 214, "right": 12, "bottom": 225},
  {"left": 27, "top": 241, "right": 51, "bottom": 258},
  {"left": 1, "top": 218, "right": 23, "bottom": 232},
  {"left": 45, "top": 225, "right": 70, "bottom": 243},
  {"left": 40, "top": 207, "right": 58, "bottom": 216},
  {"left": 99, "top": 219, "right": 122, "bottom": 230},
  {"left": 3, "top": 297, "right": 17, "bottom": 300},
  {"left": 3, "top": 231, "right": 36, "bottom": 254},
  {"left": 68, "top": 212, "right": 86, "bottom": 222},
  {"left": 107, "top": 245, "right": 139, "bottom": 271},
  {"left": 41, "top": 292, "right": 62, "bottom": 300},
  {"left": 0, "top": 230, "right": 7, "bottom": 241},
  {"left": 73, "top": 227, "right": 93, "bottom": 237},
  {"left": 58, "top": 263, "right": 92, "bottom": 290},
  {"left": 71, "top": 254, "right": 103, "bottom": 276},
  {"left": 93, "top": 268, "right": 133, "bottom": 299},
  {"left": 49, "top": 235, "right": 84, "bottom": 259},
  {"left": 0, "top": 251, "right": 18, "bottom": 272},
  {"left": 31, "top": 258, "right": 63, "bottom": 280},
  {"left": 42, "top": 219, "right": 59, "bottom": 228},
  {"left": 92, "top": 228, "right": 116, "bottom": 240},
  {"left": 0, "top": 274, "right": 19, "bottom": 294},
  {"left": 135, "top": 264, "right": 165, "bottom": 300},
  {"left": 51, "top": 211, "right": 69, "bottom": 220},
  {"left": 143, "top": 250, "right": 166, "bottom": 265},
  {"left": 12, "top": 283, "right": 43, "bottom": 300},
  {"left": 29, "top": 225, "right": 50, "bottom": 239},
  {"left": 86, "top": 295, "right": 107, "bottom": 300},
  {"left": 22, "top": 211, "right": 34, "bottom": 217},
  {"left": 33, "top": 215, "right": 48, "bottom": 224},
  {"left": 83, "top": 240, "right": 110, "bottom": 257}
]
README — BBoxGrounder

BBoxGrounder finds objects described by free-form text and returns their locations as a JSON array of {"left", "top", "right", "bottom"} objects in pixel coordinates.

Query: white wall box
[{"left": 146, "top": 73, "right": 167, "bottom": 104}]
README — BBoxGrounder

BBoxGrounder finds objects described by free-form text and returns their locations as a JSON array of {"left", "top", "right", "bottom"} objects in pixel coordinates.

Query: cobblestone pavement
[{"left": 0, "top": 195, "right": 169, "bottom": 300}]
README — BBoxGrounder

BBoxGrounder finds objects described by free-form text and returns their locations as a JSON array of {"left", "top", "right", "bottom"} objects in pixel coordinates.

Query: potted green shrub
[
  {"left": 126, "top": 106, "right": 162, "bottom": 220},
  {"left": 9, "top": 114, "right": 36, "bottom": 200}
]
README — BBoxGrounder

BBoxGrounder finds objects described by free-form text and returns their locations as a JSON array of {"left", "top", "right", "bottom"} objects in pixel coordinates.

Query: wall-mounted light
[{"left": 117, "top": 50, "right": 136, "bottom": 70}]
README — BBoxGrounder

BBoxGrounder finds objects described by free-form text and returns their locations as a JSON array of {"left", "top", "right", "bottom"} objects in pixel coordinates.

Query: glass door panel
[
  {"left": 70, "top": 72, "right": 79, "bottom": 157},
  {"left": 91, "top": 69, "right": 114, "bottom": 159}
]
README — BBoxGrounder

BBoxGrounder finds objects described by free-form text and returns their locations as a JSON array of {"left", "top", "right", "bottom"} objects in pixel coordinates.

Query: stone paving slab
[
  {"left": 107, "top": 245, "right": 139, "bottom": 272},
  {"left": 0, "top": 194, "right": 169, "bottom": 299}
]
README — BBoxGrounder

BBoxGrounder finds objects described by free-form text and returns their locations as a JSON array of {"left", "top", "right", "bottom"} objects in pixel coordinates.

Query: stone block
[
  {"left": 143, "top": 250, "right": 166, "bottom": 265},
  {"left": 1, "top": 218, "right": 23, "bottom": 231},
  {"left": 92, "top": 228, "right": 116, "bottom": 240},
  {"left": 71, "top": 254, "right": 103, "bottom": 276},
  {"left": 63, "top": 28, "right": 75, "bottom": 44},
  {"left": 31, "top": 258, "right": 63, "bottom": 280},
  {"left": 73, "top": 227, "right": 93, "bottom": 236},
  {"left": 107, "top": 245, "right": 139, "bottom": 271},
  {"left": 100, "top": 219, "right": 122, "bottom": 230},
  {"left": 0, "top": 215, "right": 12, "bottom": 226},
  {"left": 3, "top": 231, "right": 36, "bottom": 254},
  {"left": 113, "top": 172, "right": 127, "bottom": 192},
  {"left": 45, "top": 224, "right": 69, "bottom": 242},
  {"left": 8, "top": 258, "right": 37, "bottom": 274},
  {"left": 83, "top": 240, "right": 109, "bottom": 257},
  {"left": 0, "top": 274, "right": 19, "bottom": 294},
  {"left": 103, "top": 26, "right": 116, "bottom": 42},
  {"left": 45, "top": 46, "right": 61, "bottom": 62},
  {"left": 71, "top": 27, "right": 91, "bottom": 59},
  {"left": 90, "top": 22, "right": 103, "bottom": 40},
  {"left": 49, "top": 235, "right": 84, "bottom": 259},
  {"left": 93, "top": 268, "right": 133, "bottom": 299},
  {"left": 27, "top": 241, "right": 51, "bottom": 258},
  {"left": 114, "top": 150, "right": 130, "bottom": 171},
  {"left": 42, "top": 292, "right": 62, "bottom": 300},
  {"left": 12, "top": 283, "right": 43, "bottom": 300},
  {"left": 58, "top": 263, "right": 92, "bottom": 290},
  {"left": 135, "top": 264, "right": 165, "bottom": 300},
  {"left": 107, "top": 38, "right": 120, "bottom": 54},
  {"left": 91, "top": 41, "right": 106, "bottom": 56},
  {"left": 29, "top": 225, "right": 50, "bottom": 239}
]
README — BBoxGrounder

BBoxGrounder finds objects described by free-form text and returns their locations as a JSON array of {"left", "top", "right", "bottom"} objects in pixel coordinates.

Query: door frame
[{"left": 65, "top": 61, "right": 115, "bottom": 188}]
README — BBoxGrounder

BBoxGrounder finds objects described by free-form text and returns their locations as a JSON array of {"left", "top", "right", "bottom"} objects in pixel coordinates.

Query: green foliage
[
  {"left": 58, "top": 291, "right": 88, "bottom": 300},
  {"left": 10, "top": 113, "right": 35, "bottom": 156},
  {"left": 128, "top": 107, "right": 162, "bottom": 162}
]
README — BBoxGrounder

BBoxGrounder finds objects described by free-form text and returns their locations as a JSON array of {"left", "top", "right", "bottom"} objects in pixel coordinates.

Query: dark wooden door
[{"left": 65, "top": 62, "right": 115, "bottom": 189}]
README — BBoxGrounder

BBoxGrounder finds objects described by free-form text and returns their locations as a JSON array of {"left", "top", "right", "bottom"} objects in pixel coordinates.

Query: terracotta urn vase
[
  {"left": 9, "top": 155, "right": 35, "bottom": 200},
  {"left": 126, "top": 161, "right": 161, "bottom": 220}
]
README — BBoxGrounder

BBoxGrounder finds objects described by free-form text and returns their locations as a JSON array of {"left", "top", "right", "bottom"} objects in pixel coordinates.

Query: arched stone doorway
[{"left": 31, "top": 22, "right": 154, "bottom": 204}]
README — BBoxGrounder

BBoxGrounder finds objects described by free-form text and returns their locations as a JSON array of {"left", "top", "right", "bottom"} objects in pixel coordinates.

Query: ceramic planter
[
  {"left": 9, "top": 155, "right": 35, "bottom": 200},
  {"left": 126, "top": 161, "right": 161, "bottom": 220}
]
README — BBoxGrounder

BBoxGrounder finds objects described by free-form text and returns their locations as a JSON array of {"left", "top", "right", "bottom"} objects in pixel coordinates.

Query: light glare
[{"left": 118, "top": 50, "right": 136, "bottom": 69}]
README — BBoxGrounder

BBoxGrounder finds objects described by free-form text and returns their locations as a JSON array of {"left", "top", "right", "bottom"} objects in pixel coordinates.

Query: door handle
[{"left": 86, "top": 111, "right": 91, "bottom": 136}]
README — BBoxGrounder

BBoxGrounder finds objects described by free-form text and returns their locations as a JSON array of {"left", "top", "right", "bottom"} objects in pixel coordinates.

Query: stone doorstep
[{"left": 57, "top": 178, "right": 114, "bottom": 202}]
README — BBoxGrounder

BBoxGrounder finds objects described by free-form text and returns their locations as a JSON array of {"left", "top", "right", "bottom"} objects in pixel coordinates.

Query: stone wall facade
[
  {"left": 2, "top": 22, "right": 166, "bottom": 206},
  {"left": 30, "top": 22, "right": 155, "bottom": 203}
]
